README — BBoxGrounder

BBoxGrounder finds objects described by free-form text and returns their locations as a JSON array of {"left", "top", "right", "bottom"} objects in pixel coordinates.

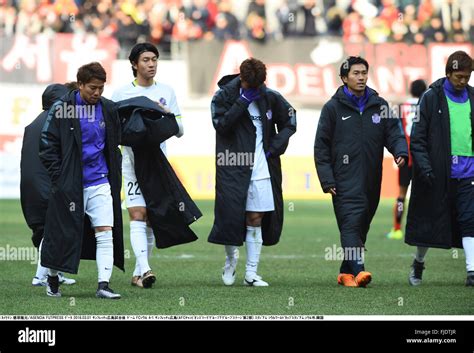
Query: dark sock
[{"left": 98, "top": 281, "right": 108, "bottom": 290}]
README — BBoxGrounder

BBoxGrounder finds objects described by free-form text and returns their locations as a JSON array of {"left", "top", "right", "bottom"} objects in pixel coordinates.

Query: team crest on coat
[
  {"left": 266, "top": 110, "right": 272, "bottom": 120},
  {"left": 372, "top": 113, "right": 381, "bottom": 124},
  {"left": 159, "top": 97, "right": 167, "bottom": 106}
]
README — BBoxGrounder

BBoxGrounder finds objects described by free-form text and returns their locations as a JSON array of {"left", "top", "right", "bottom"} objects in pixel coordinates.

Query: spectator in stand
[
  {"left": 423, "top": 17, "right": 447, "bottom": 43},
  {"left": 378, "top": 0, "right": 400, "bottom": 29},
  {"left": 116, "top": 11, "right": 142, "bottom": 59},
  {"left": 210, "top": 1, "right": 240, "bottom": 41},
  {"left": 300, "top": 0, "right": 319, "bottom": 37},
  {"left": 206, "top": 0, "right": 219, "bottom": 30},
  {"left": 2, "top": 0, "right": 473, "bottom": 56},
  {"left": 451, "top": 19, "right": 466, "bottom": 42},
  {"left": 417, "top": 0, "right": 435, "bottom": 26},
  {"left": 366, "top": 17, "right": 391, "bottom": 43},
  {"left": 391, "top": 19, "right": 409, "bottom": 42},
  {"left": 325, "top": 4, "right": 344, "bottom": 36},
  {"left": 15, "top": 0, "right": 43, "bottom": 35},
  {"left": 188, "top": 0, "right": 210, "bottom": 36},
  {"left": 440, "top": 0, "right": 462, "bottom": 34},
  {"left": 342, "top": 10, "right": 365, "bottom": 43},
  {"left": 246, "top": 0, "right": 267, "bottom": 43},
  {"left": 276, "top": 0, "right": 299, "bottom": 37}
]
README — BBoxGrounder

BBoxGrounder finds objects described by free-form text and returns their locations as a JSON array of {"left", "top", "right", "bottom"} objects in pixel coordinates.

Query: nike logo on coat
[{"left": 342, "top": 115, "right": 352, "bottom": 120}]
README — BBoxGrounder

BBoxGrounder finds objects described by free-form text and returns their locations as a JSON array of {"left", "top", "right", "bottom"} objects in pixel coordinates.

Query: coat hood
[
  {"left": 429, "top": 77, "right": 445, "bottom": 89},
  {"left": 217, "top": 74, "right": 240, "bottom": 88},
  {"left": 42, "top": 84, "right": 69, "bottom": 110}
]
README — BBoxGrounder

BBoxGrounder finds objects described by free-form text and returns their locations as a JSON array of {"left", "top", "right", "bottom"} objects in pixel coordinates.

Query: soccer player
[
  {"left": 40, "top": 62, "right": 124, "bottom": 299},
  {"left": 111, "top": 42, "right": 184, "bottom": 289},
  {"left": 21, "top": 83, "right": 77, "bottom": 287},
  {"left": 386, "top": 79, "right": 427, "bottom": 240},
  {"left": 406, "top": 51, "right": 474, "bottom": 286},
  {"left": 208, "top": 58, "right": 296, "bottom": 287},
  {"left": 314, "top": 56, "right": 408, "bottom": 287}
]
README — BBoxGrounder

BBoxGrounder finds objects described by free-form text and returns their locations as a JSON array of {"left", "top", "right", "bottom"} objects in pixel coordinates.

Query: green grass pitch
[{"left": 0, "top": 199, "right": 473, "bottom": 315}]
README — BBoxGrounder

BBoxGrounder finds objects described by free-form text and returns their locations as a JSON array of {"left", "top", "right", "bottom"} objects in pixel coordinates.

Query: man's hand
[
  {"left": 324, "top": 186, "right": 337, "bottom": 196},
  {"left": 420, "top": 171, "right": 435, "bottom": 188},
  {"left": 239, "top": 88, "right": 260, "bottom": 105},
  {"left": 395, "top": 156, "right": 406, "bottom": 168},
  {"left": 155, "top": 101, "right": 170, "bottom": 113}
]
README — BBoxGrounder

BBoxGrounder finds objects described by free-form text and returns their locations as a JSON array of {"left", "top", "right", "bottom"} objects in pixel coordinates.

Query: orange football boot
[
  {"left": 337, "top": 273, "right": 358, "bottom": 287},
  {"left": 355, "top": 271, "right": 372, "bottom": 287}
]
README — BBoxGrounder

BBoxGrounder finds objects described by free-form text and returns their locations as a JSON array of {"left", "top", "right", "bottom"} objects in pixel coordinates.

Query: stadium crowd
[{"left": 1, "top": 0, "right": 473, "bottom": 57}]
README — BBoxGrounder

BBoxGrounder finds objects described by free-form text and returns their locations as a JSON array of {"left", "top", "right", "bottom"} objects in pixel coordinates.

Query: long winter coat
[
  {"left": 406, "top": 78, "right": 474, "bottom": 249},
  {"left": 39, "top": 90, "right": 124, "bottom": 274},
  {"left": 315, "top": 86, "right": 408, "bottom": 247},
  {"left": 20, "top": 84, "right": 69, "bottom": 247},
  {"left": 208, "top": 74, "right": 296, "bottom": 246}
]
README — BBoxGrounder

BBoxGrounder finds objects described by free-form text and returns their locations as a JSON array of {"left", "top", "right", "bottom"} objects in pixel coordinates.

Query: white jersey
[
  {"left": 111, "top": 80, "right": 182, "bottom": 155},
  {"left": 247, "top": 101, "right": 270, "bottom": 181},
  {"left": 112, "top": 80, "right": 183, "bottom": 208}
]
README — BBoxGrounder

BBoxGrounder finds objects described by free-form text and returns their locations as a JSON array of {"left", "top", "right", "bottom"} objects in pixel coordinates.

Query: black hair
[
  {"left": 445, "top": 51, "right": 473, "bottom": 75},
  {"left": 409, "top": 79, "right": 427, "bottom": 98},
  {"left": 128, "top": 42, "right": 159, "bottom": 77},
  {"left": 76, "top": 62, "right": 106, "bottom": 84},
  {"left": 240, "top": 58, "right": 267, "bottom": 88},
  {"left": 339, "top": 56, "right": 369, "bottom": 79}
]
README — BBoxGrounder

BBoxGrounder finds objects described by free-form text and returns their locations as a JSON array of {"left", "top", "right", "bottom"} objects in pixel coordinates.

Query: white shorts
[
  {"left": 246, "top": 178, "right": 275, "bottom": 212},
  {"left": 83, "top": 183, "right": 114, "bottom": 227},
  {"left": 122, "top": 146, "right": 146, "bottom": 208}
]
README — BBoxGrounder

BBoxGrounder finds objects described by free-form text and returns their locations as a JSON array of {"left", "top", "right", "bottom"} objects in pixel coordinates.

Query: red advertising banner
[
  {"left": 0, "top": 33, "right": 119, "bottom": 83},
  {"left": 187, "top": 38, "right": 473, "bottom": 106}
]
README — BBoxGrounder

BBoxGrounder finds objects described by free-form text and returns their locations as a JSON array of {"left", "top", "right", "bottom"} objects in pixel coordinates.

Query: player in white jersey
[
  {"left": 209, "top": 58, "right": 297, "bottom": 287},
  {"left": 112, "top": 43, "right": 184, "bottom": 288}
]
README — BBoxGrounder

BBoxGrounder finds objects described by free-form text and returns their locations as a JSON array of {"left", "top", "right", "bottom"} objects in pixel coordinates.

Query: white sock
[
  {"left": 146, "top": 226, "right": 155, "bottom": 259},
  {"left": 48, "top": 268, "right": 58, "bottom": 277},
  {"left": 96, "top": 230, "right": 114, "bottom": 283},
  {"left": 462, "top": 237, "right": 474, "bottom": 272},
  {"left": 245, "top": 226, "right": 263, "bottom": 278},
  {"left": 415, "top": 246, "right": 429, "bottom": 263},
  {"left": 225, "top": 245, "right": 238, "bottom": 265},
  {"left": 130, "top": 221, "right": 151, "bottom": 276},
  {"left": 35, "top": 240, "right": 49, "bottom": 279}
]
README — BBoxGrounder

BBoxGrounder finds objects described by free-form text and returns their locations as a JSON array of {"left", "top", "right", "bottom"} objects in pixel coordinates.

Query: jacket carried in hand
[{"left": 116, "top": 96, "right": 202, "bottom": 248}]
